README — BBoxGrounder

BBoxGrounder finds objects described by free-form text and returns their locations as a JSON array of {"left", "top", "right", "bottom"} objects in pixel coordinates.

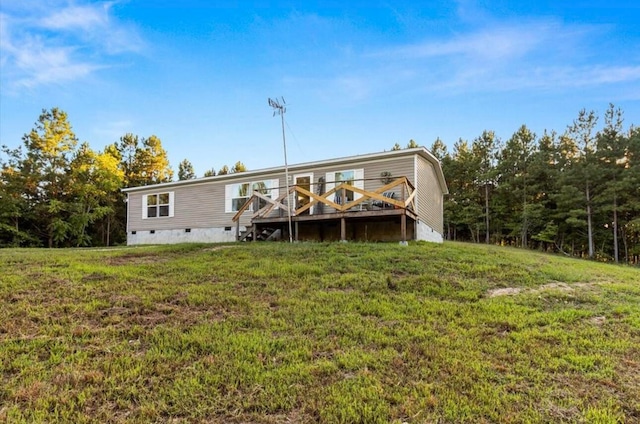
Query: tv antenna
[{"left": 268, "top": 97, "right": 293, "bottom": 243}]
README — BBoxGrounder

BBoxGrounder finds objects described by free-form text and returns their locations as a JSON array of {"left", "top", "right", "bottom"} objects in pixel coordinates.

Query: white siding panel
[
  {"left": 142, "top": 194, "right": 148, "bottom": 220},
  {"left": 325, "top": 172, "right": 335, "bottom": 202},
  {"left": 270, "top": 178, "right": 279, "bottom": 200},
  {"left": 224, "top": 184, "right": 233, "bottom": 213},
  {"left": 168, "top": 191, "right": 175, "bottom": 217},
  {"left": 354, "top": 168, "right": 364, "bottom": 199}
]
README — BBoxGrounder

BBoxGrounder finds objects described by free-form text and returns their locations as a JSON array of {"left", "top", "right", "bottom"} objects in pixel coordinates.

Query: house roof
[{"left": 122, "top": 147, "right": 448, "bottom": 194}]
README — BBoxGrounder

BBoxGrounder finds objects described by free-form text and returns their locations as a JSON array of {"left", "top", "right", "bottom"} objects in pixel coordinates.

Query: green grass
[{"left": 0, "top": 241, "right": 638, "bottom": 423}]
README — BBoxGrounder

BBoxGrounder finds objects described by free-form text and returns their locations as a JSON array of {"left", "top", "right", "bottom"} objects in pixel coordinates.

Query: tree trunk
[
  {"left": 586, "top": 182, "right": 594, "bottom": 258},
  {"left": 106, "top": 216, "right": 111, "bottom": 247},
  {"left": 622, "top": 226, "right": 629, "bottom": 264},
  {"left": 613, "top": 194, "right": 618, "bottom": 263},
  {"left": 522, "top": 217, "right": 528, "bottom": 248},
  {"left": 522, "top": 176, "right": 528, "bottom": 248},
  {"left": 485, "top": 184, "right": 490, "bottom": 244}
]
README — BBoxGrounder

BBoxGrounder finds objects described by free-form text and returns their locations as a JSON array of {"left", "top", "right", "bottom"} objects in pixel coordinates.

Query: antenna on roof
[{"left": 268, "top": 97, "right": 293, "bottom": 243}]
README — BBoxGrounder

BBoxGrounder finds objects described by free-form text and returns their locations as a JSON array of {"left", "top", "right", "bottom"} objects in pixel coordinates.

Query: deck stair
[{"left": 238, "top": 227, "right": 278, "bottom": 242}]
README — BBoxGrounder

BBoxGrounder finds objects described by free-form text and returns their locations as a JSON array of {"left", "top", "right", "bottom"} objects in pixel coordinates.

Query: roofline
[{"left": 122, "top": 147, "right": 448, "bottom": 194}]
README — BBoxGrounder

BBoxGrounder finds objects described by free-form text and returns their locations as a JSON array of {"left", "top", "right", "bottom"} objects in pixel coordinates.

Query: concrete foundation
[
  {"left": 127, "top": 226, "right": 242, "bottom": 245},
  {"left": 416, "top": 220, "right": 444, "bottom": 243},
  {"left": 126, "top": 220, "right": 444, "bottom": 245}
]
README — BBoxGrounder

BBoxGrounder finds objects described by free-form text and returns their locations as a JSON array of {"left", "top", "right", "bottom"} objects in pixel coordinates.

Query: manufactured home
[{"left": 122, "top": 147, "right": 448, "bottom": 245}]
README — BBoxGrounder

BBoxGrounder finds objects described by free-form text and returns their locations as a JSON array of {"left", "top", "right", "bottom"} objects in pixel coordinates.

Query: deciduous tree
[{"left": 231, "top": 161, "right": 247, "bottom": 173}]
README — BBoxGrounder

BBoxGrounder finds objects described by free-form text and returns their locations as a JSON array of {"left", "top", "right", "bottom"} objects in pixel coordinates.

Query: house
[{"left": 122, "top": 147, "right": 448, "bottom": 245}]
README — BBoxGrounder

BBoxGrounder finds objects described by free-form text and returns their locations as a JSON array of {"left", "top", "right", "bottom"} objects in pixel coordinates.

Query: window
[
  {"left": 225, "top": 179, "right": 279, "bottom": 213},
  {"left": 335, "top": 170, "right": 355, "bottom": 202},
  {"left": 229, "top": 182, "right": 250, "bottom": 212},
  {"left": 142, "top": 192, "right": 174, "bottom": 219},
  {"left": 325, "top": 169, "right": 364, "bottom": 204},
  {"left": 253, "top": 180, "right": 275, "bottom": 209}
]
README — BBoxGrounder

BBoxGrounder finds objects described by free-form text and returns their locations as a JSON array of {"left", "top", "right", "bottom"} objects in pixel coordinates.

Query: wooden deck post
[
  {"left": 400, "top": 210, "right": 407, "bottom": 244},
  {"left": 295, "top": 220, "right": 299, "bottom": 242},
  {"left": 340, "top": 217, "right": 346, "bottom": 242},
  {"left": 252, "top": 224, "right": 257, "bottom": 241},
  {"left": 236, "top": 219, "right": 240, "bottom": 241}
]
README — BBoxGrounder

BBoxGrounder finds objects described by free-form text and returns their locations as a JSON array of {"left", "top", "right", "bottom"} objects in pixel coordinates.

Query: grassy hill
[{"left": 1, "top": 242, "right": 638, "bottom": 423}]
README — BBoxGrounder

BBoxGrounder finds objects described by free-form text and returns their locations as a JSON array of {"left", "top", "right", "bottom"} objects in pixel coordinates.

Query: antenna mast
[{"left": 268, "top": 97, "right": 293, "bottom": 243}]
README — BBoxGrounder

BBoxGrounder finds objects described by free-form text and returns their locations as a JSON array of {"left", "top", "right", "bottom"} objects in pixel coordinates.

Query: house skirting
[
  {"left": 127, "top": 227, "right": 242, "bottom": 245},
  {"left": 127, "top": 221, "right": 444, "bottom": 245},
  {"left": 416, "top": 220, "right": 444, "bottom": 243}
]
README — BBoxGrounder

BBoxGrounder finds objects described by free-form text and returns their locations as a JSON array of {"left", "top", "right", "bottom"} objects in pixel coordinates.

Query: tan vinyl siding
[
  {"left": 127, "top": 155, "right": 417, "bottom": 231},
  {"left": 416, "top": 155, "right": 443, "bottom": 233},
  {"left": 128, "top": 174, "right": 283, "bottom": 231},
  {"left": 308, "top": 155, "right": 415, "bottom": 193}
]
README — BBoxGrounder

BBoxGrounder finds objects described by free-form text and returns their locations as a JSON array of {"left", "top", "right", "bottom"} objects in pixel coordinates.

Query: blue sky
[{"left": 1, "top": 1, "right": 639, "bottom": 176}]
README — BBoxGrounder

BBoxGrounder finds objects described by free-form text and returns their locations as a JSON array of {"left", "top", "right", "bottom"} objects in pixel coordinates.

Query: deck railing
[{"left": 232, "top": 176, "right": 416, "bottom": 223}]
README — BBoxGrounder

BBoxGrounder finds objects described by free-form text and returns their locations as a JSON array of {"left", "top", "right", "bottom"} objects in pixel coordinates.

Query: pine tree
[
  {"left": 178, "top": 159, "right": 196, "bottom": 180},
  {"left": 497, "top": 125, "right": 536, "bottom": 247},
  {"left": 21, "top": 108, "right": 78, "bottom": 247},
  {"left": 472, "top": 130, "right": 500, "bottom": 244}
]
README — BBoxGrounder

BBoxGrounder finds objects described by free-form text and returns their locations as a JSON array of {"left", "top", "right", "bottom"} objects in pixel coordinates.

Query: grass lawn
[{"left": 0, "top": 241, "right": 639, "bottom": 423}]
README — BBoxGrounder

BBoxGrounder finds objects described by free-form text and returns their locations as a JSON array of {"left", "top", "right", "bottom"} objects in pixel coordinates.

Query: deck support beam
[
  {"left": 295, "top": 221, "right": 299, "bottom": 242},
  {"left": 340, "top": 217, "right": 346, "bottom": 242},
  {"left": 401, "top": 211, "right": 407, "bottom": 243}
]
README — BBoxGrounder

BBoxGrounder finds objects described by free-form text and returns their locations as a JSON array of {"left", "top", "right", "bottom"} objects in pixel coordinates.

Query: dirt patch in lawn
[
  {"left": 487, "top": 281, "right": 596, "bottom": 298},
  {"left": 107, "top": 253, "right": 169, "bottom": 266},
  {"left": 487, "top": 287, "right": 523, "bottom": 297},
  {"left": 202, "top": 245, "right": 239, "bottom": 252}
]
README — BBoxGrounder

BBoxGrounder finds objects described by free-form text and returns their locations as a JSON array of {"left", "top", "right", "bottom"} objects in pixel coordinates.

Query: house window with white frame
[
  {"left": 334, "top": 170, "right": 355, "bottom": 203},
  {"left": 226, "top": 179, "right": 279, "bottom": 213},
  {"left": 253, "top": 180, "right": 273, "bottom": 209},
  {"left": 230, "top": 182, "right": 250, "bottom": 212},
  {"left": 325, "top": 169, "right": 364, "bottom": 205},
  {"left": 143, "top": 192, "right": 174, "bottom": 219}
]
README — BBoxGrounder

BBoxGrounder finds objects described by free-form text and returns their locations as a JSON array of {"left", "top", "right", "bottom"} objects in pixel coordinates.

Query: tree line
[
  {"left": 0, "top": 108, "right": 246, "bottom": 247},
  {"left": 423, "top": 105, "right": 639, "bottom": 264}
]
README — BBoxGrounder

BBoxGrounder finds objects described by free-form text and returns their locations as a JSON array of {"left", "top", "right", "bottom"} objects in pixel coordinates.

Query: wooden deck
[{"left": 232, "top": 176, "right": 417, "bottom": 242}]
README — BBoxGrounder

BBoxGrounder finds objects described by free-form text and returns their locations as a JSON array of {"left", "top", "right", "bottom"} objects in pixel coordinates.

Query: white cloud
[
  {"left": 13, "top": 43, "right": 100, "bottom": 88},
  {"left": 0, "top": 1, "right": 143, "bottom": 90},
  {"left": 362, "top": 17, "right": 639, "bottom": 96},
  {"left": 371, "top": 21, "right": 564, "bottom": 63},
  {"left": 40, "top": 4, "right": 108, "bottom": 31},
  {"left": 521, "top": 65, "right": 640, "bottom": 89},
  {"left": 584, "top": 66, "right": 640, "bottom": 85}
]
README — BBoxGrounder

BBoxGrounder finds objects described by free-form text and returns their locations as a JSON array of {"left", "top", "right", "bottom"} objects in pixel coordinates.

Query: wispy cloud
[
  {"left": 494, "top": 65, "right": 640, "bottom": 91},
  {"left": 361, "top": 17, "right": 640, "bottom": 96},
  {"left": 0, "top": 1, "right": 143, "bottom": 90},
  {"left": 11, "top": 41, "right": 100, "bottom": 88},
  {"left": 375, "top": 24, "right": 547, "bottom": 62},
  {"left": 40, "top": 4, "right": 109, "bottom": 31}
]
